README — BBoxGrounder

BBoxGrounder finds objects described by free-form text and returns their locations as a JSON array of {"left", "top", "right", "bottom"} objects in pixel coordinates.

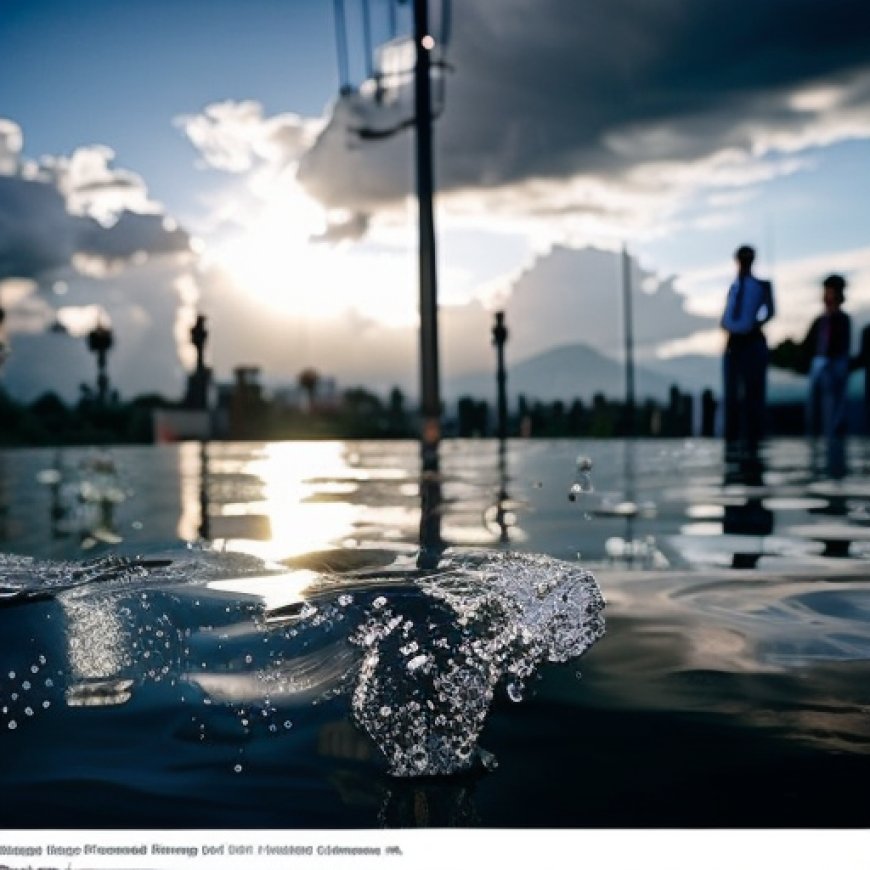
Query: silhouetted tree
[{"left": 298, "top": 367, "right": 320, "bottom": 412}]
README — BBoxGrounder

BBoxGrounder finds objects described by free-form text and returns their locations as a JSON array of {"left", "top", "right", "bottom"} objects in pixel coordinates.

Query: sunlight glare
[{"left": 210, "top": 176, "right": 416, "bottom": 328}]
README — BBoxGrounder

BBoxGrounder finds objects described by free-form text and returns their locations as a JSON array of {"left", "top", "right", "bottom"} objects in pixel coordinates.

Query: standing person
[
  {"left": 850, "top": 321, "right": 870, "bottom": 435},
  {"left": 804, "top": 275, "right": 851, "bottom": 474},
  {"left": 721, "top": 245, "right": 775, "bottom": 456}
]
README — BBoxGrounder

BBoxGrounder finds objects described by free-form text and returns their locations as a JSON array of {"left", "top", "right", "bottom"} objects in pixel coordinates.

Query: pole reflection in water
[
  {"left": 493, "top": 436, "right": 511, "bottom": 545},
  {"left": 598, "top": 439, "right": 662, "bottom": 568},
  {"left": 417, "top": 443, "right": 443, "bottom": 569},
  {"left": 198, "top": 439, "right": 211, "bottom": 542}
]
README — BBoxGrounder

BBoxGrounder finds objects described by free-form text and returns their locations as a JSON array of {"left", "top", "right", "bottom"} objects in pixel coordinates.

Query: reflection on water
[
  {"left": 36, "top": 451, "right": 126, "bottom": 549},
  {"left": 10, "top": 435, "right": 870, "bottom": 576},
  {"left": 3, "top": 437, "right": 870, "bottom": 827}
]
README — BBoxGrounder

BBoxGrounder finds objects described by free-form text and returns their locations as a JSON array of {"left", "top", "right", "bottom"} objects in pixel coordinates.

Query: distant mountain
[
  {"left": 446, "top": 342, "right": 812, "bottom": 404},
  {"left": 447, "top": 343, "right": 676, "bottom": 403}
]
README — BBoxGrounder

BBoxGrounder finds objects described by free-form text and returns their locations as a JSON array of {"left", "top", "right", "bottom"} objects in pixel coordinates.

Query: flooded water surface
[{"left": 1, "top": 438, "right": 869, "bottom": 828}]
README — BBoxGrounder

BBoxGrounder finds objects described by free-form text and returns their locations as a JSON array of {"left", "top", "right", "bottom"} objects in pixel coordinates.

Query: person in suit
[{"left": 720, "top": 245, "right": 775, "bottom": 456}]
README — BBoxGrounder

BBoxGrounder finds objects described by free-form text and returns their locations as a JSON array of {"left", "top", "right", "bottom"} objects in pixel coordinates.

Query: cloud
[
  {"left": 292, "top": 0, "right": 870, "bottom": 237},
  {"left": 0, "top": 119, "right": 198, "bottom": 401},
  {"left": 0, "top": 119, "right": 22, "bottom": 175},
  {"left": 503, "top": 245, "right": 716, "bottom": 362},
  {"left": 43, "top": 144, "right": 157, "bottom": 224},
  {"left": 310, "top": 211, "right": 369, "bottom": 243},
  {"left": 656, "top": 245, "right": 870, "bottom": 363},
  {"left": 0, "top": 120, "right": 191, "bottom": 284},
  {"left": 1, "top": 254, "right": 194, "bottom": 402},
  {"left": 175, "top": 100, "right": 322, "bottom": 173}
]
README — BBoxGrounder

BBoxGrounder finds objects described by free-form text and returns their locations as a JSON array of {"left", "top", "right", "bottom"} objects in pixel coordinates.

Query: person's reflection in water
[
  {"left": 722, "top": 453, "right": 774, "bottom": 569},
  {"left": 809, "top": 431, "right": 848, "bottom": 481}
]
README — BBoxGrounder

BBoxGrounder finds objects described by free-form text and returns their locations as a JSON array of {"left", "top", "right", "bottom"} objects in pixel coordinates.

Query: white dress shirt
[{"left": 721, "top": 274, "right": 775, "bottom": 334}]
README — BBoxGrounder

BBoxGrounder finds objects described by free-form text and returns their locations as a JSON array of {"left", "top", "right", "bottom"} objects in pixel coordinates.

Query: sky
[{"left": 3, "top": 0, "right": 870, "bottom": 402}]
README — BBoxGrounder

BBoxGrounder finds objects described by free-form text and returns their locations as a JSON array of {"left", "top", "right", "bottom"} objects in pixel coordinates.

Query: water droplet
[
  {"left": 338, "top": 594, "right": 353, "bottom": 607},
  {"left": 577, "top": 456, "right": 593, "bottom": 472},
  {"left": 372, "top": 596, "right": 387, "bottom": 610},
  {"left": 8, "top": 720, "right": 16, "bottom": 730},
  {"left": 24, "top": 707, "right": 33, "bottom": 716},
  {"left": 506, "top": 682, "right": 523, "bottom": 703},
  {"left": 42, "top": 700, "right": 51, "bottom": 709},
  {"left": 244, "top": 654, "right": 253, "bottom": 664},
  {"left": 7, "top": 671, "right": 15, "bottom": 680},
  {"left": 283, "top": 720, "right": 293, "bottom": 730},
  {"left": 407, "top": 654, "right": 428, "bottom": 673},
  {"left": 30, "top": 665, "right": 39, "bottom": 674},
  {"left": 233, "top": 764, "right": 243, "bottom": 773},
  {"left": 480, "top": 750, "right": 499, "bottom": 772},
  {"left": 379, "top": 706, "right": 391, "bottom": 717}
]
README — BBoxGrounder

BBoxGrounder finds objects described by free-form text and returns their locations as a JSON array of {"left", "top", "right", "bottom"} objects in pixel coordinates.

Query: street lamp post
[
  {"left": 492, "top": 311, "right": 508, "bottom": 440},
  {"left": 414, "top": 0, "right": 441, "bottom": 464},
  {"left": 87, "top": 322, "right": 114, "bottom": 404},
  {"left": 621, "top": 245, "right": 636, "bottom": 436},
  {"left": 413, "top": 0, "right": 444, "bottom": 566}
]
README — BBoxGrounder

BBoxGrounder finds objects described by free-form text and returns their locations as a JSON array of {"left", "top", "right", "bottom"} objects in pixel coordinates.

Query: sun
[{"left": 208, "top": 176, "right": 418, "bottom": 328}]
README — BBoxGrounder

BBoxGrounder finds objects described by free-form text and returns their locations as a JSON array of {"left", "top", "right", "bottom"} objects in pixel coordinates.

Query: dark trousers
[{"left": 723, "top": 333, "right": 767, "bottom": 451}]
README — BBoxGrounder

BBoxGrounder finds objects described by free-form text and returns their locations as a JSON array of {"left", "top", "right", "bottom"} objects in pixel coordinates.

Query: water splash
[
  {"left": 569, "top": 456, "right": 595, "bottom": 502},
  {"left": 0, "top": 548, "right": 604, "bottom": 779},
  {"left": 348, "top": 550, "right": 604, "bottom": 776}
]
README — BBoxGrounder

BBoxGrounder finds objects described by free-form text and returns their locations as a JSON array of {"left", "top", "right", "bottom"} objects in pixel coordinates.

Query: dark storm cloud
[
  {"left": 0, "top": 176, "right": 75, "bottom": 279},
  {"left": 78, "top": 210, "right": 189, "bottom": 264},
  {"left": 297, "top": 0, "right": 870, "bottom": 211},
  {"left": 448, "top": 0, "right": 870, "bottom": 181},
  {"left": 0, "top": 173, "right": 190, "bottom": 282}
]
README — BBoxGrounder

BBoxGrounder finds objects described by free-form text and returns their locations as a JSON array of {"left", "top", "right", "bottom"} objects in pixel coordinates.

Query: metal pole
[
  {"left": 621, "top": 244, "right": 636, "bottom": 436},
  {"left": 414, "top": 0, "right": 441, "bottom": 462},
  {"left": 413, "top": 0, "right": 443, "bottom": 567},
  {"left": 492, "top": 311, "right": 508, "bottom": 441}
]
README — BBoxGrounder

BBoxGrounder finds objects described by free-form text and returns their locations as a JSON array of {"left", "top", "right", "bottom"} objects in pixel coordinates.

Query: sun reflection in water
[{"left": 179, "top": 441, "right": 416, "bottom": 562}]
